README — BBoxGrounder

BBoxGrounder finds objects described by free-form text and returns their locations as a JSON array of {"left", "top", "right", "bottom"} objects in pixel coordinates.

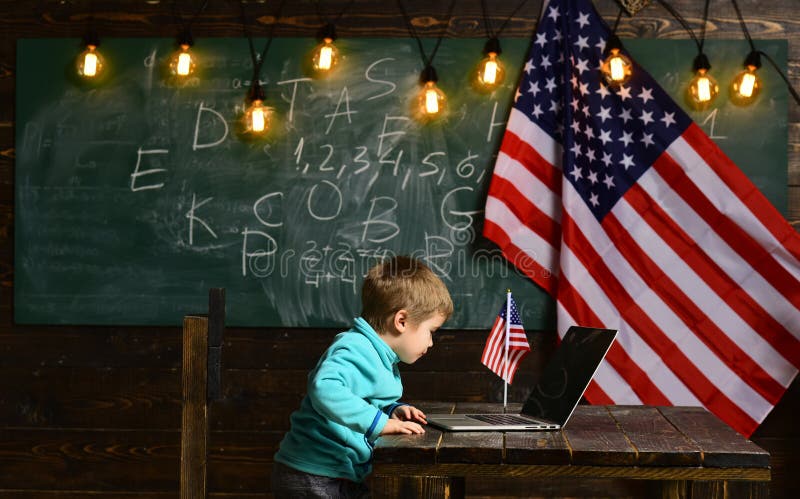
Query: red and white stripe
[
  {"left": 484, "top": 111, "right": 800, "bottom": 437},
  {"left": 481, "top": 314, "right": 530, "bottom": 384}
]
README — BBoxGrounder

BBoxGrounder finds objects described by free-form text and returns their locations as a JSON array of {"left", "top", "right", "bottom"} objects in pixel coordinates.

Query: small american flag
[
  {"left": 481, "top": 293, "right": 531, "bottom": 383},
  {"left": 483, "top": 0, "right": 799, "bottom": 436}
]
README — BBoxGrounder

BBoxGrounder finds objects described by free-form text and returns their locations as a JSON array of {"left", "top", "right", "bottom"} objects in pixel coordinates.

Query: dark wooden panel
[
  {"left": 0, "top": 494, "right": 265, "bottom": 499},
  {"left": 0, "top": 365, "right": 535, "bottom": 429},
  {"left": 0, "top": 327, "right": 552, "bottom": 370},
  {"left": 207, "top": 431, "right": 281, "bottom": 494},
  {"left": 0, "top": 328, "right": 183, "bottom": 368},
  {"left": 608, "top": 405, "right": 701, "bottom": 467},
  {"left": 0, "top": 428, "right": 282, "bottom": 492},
  {"left": 504, "top": 428, "right": 571, "bottom": 466},
  {"left": 0, "top": 367, "right": 182, "bottom": 428},
  {"left": 659, "top": 406, "right": 771, "bottom": 468},
  {"left": 373, "top": 401, "right": 452, "bottom": 465},
  {"left": 463, "top": 476, "right": 652, "bottom": 498},
  {"left": 0, "top": 428, "right": 181, "bottom": 491},
  {"left": 750, "top": 436, "right": 800, "bottom": 499},
  {"left": 563, "top": 405, "right": 637, "bottom": 466},
  {"left": 437, "top": 403, "right": 504, "bottom": 464},
  {"left": 752, "top": 376, "right": 800, "bottom": 439}
]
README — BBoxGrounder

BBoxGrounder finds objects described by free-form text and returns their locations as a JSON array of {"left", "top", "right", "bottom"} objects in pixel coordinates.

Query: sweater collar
[{"left": 353, "top": 317, "right": 400, "bottom": 366}]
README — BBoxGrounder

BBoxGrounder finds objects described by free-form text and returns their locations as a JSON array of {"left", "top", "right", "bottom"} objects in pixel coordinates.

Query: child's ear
[{"left": 393, "top": 309, "right": 409, "bottom": 333}]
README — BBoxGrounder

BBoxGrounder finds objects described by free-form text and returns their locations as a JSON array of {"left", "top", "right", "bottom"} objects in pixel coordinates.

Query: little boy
[{"left": 272, "top": 255, "right": 453, "bottom": 498}]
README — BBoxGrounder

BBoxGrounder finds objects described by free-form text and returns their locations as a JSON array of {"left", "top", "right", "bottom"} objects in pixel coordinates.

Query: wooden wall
[{"left": 1, "top": 0, "right": 798, "bottom": 497}]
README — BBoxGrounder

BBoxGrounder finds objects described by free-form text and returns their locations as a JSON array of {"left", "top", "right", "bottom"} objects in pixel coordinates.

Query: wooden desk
[{"left": 372, "top": 403, "right": 770, "bottom": 498}]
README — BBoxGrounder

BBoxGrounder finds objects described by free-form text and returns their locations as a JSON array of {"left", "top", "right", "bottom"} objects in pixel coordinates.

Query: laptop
[{"left": 426, "top": 326, "right": 617, "bottom": 431}]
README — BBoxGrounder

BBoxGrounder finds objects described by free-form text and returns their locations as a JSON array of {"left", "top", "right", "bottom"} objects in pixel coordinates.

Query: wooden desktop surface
[{"left": 372, "top": 403, "right": 770, "bottom": 498}]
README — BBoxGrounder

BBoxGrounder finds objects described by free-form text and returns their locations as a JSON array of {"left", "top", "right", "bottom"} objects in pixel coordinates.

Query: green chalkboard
[{"left": 15, "top": 37, "right": 787, "bottom": 328}]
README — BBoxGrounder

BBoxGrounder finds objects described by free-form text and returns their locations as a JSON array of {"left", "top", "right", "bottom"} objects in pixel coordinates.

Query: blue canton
[
  {"left": 497, "top": 296, "right": 523, "bottom": 326},
  {"left": 513, "top": 0, "right": 692, "bottom": 221}
]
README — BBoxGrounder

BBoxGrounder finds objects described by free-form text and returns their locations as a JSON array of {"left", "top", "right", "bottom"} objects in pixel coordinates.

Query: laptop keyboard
[{"left": 466, "top": 414, "right": 545, "bottom": 425}]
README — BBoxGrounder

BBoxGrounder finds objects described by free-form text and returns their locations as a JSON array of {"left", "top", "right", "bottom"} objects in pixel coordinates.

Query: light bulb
[
  {"left": 474, "top": 38, "right": 506, "bottom": 92},
  {"left": 731, "top": 67, "right": 761, "bottom": 106},
  {"left": 416, "top": 66, "right": 446, "bottom": 121},
  {"left": 477, "top": 52, "right": 506, "bottom": 90},
  {"left": 77, "top": 44, "right": 104, "bottom": 78},
  {"left": 687, "top": 53, "right": 719, "bottom": 110},
  {"left": 312, "top": 38, "right": 339, "bottom": 75},
  {"left": 244, "top": 99, "right": 271, "bottom": 134},
  {"left": 418, "top": 80, "right": 446, "bottom": 118},
  {"left": 601, "top": 48, "right": 632, "bottom": 87},
  {"left": 310, "top": 24, "right": 339, "bottom": 78},
  {"left": 730, "top": 51, "right": 762, "bottom": 106},
  {"left": 169, "top": 44, "right": 196, "bottom": 77}
]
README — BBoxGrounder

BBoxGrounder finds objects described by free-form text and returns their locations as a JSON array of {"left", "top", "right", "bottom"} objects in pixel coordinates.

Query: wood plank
[
  {"left": 372, "top": 428, "right": 443, "bottom": 466},
  {"left": 207, "top": 431, "right": 282, "bottom": 494},
  {"left": 504, "top": 428, "right": 571, "bottom": 466},
  {"left": 180, "top": 315, "right": 208, "bottom": 499},
  {"left": 0, "top": 366, "right": 537, "bottom": 429},
  {"left": 0, "top": 328, "right": 545, "bottom": 371},
  {"left": 0, "top": 428, "right": 181, "bottom": 490},
  {"left": 436, "top": 403, "right": 504, "bottom": 465},
  {"left": 608, "top": 405, "right": 701, "bottom": 466},
  {"left": 659, "top": 406, "right": 770, "bottom": 468},
  {"left": 471, "top": 400, "right": 573, "bottom": 465},
  {"left": 0, "top": 428, "right": 283, "bottom": 492},
  {"left": 0, "top": 492, "right": 266, "bottom": 499},
  {"left": 749, "top": 436, "right": 800, "bottom": 499},
  {"left": 373, "top": 401, "right": 453, "bottom": 465},
  {"left": 0, "top": 328, "right": 183, "bottom": 368},
  {"left": 563, "top": 405, "right": 637, "bottom": 466}
]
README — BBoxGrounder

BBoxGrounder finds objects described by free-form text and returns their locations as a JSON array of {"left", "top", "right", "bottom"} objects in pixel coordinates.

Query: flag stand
[{"left": 503, "top": 289, "right": 511, "bottom": 412}]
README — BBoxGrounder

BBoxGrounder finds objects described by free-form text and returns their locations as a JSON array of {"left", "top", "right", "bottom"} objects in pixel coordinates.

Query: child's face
[{"left": 393, "top": 312, "right": 446, "bottom": 364}]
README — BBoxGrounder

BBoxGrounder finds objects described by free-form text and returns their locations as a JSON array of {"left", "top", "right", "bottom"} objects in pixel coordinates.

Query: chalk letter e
[{"left": 130, "top": 147, "right": 168, "bottom": 192}]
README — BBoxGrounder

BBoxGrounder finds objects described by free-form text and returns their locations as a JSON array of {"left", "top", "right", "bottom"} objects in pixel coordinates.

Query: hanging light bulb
[
  {"left": 76, "top": 31, "right": 105, "bottom": 79},
  {"left": 243, "top": 81, "right": 272, "bottom": 135},
  {"left": 169, "top": 30, "right": 196, "bottom": 77},
  {"left": 310, "top": 24, "right": 340, "bottom": 77},
  {"left": 474, "top": 37, "right": 506, "bottom": 93},
  {"left": 687, "top": 53, "right": 719, "bottom": 110},
  {"left": 416, "top": 65, "right": 446, "bottom": 120},
  {"left": 600, "top": 35, "right": 633, "bottom": 87},
  {"left": 730, "top": 50, "right": 762, "bottom": 106}
]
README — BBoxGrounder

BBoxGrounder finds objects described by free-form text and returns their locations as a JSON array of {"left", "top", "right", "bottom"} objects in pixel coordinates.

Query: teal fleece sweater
[{"left": 274, "top": 317, "right": 403, "bottom": 482}]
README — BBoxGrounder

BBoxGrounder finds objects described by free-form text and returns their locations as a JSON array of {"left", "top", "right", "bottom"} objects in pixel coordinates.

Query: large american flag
[
  {"left": 481, "top": 293, "right": 531, "bottom": 384},
  {"left": 483, "top": 0, "right": 800, "bottom": 437}
]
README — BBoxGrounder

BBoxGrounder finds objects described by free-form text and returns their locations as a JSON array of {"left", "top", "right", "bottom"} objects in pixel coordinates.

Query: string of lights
[
  {"left": 239, "top": 0, "right": 288, "bottom": 135},
  {"left": 167, "top": 0, "right": 209, "bottom": 78},
  {"left": 729, "top": 0, "right": 800, "bottom": 106},
  {"left": 396, "top": 0, "right": 457, "bottom": 121},
  {"left": 309, "top": 0, "right": 355, "bottom": 77},
  {"left": 69, "top": 0, "right": 799, "bottom": 129},
  {"left": 473, "top": 0, "right": 530, "bottom": 92}
]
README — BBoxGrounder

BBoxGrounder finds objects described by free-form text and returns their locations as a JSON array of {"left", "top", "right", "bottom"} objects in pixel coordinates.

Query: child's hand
[
  {"left": 380, "top": 418, "right": 425, "bottom": 435},
  {"left": 391, "top": 405, "right": 427, "bottom": 425}
]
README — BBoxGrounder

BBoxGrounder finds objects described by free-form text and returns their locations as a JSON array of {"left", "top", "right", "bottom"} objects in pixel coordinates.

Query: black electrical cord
[
  {"left": 756, "top": 50, "right": 800, "bottom": 105},
  {"left": 172, "top": 0, "right": 209, "bottom": 36},
  {"left": 699, "top": 0, "right": 710, "bottom": 54},
  {"left": 480, "top": 0, "right": 530, "bottom": 40},
  {"left": 313, "top": 0, "right": 355, "bottom": 27},
  {"left": 729, "top": 0, "right": 756, "bottom": 53},
  {"left": 396, "top": 0, "right": 457, "bottom": 71},
  {"left": 239, "top": 0, "right": 288, "bottom": 86},
  {"left": 654, "top": 0, "right": 701, "bottom": 52}
]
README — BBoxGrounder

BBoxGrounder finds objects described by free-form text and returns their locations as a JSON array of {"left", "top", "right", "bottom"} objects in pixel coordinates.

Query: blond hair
[{"left": 361, "top": 256, "right": 453, "bottom": 334}]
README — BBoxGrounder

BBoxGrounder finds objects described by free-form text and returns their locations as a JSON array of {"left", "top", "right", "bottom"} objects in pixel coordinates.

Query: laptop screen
[{"left": 520, "top": 326, "right": 617, "bottom": 426}]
